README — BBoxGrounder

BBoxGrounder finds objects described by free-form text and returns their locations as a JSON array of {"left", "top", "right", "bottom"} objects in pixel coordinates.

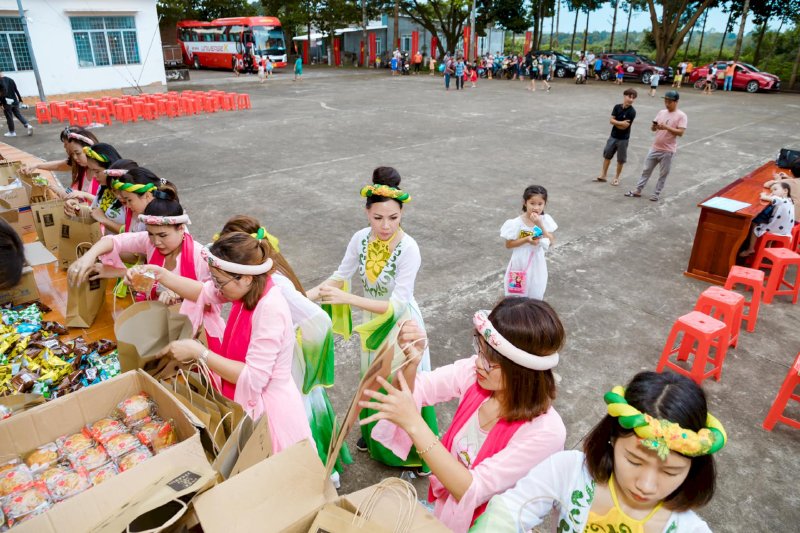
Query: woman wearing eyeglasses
[
  {"left": 67, "top": 189, "right": 224, "bottom": 352},
  {"left": 363, "top": 297, "right": 567, "bottom": 533},
  {"left": 146, "top": 228, "right": 314, "bottom": 454}
]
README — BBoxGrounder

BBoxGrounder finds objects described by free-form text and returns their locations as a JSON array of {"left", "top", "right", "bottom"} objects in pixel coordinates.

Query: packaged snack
[
  {"left": 24, "top": 443, "right": 60, "bottom": 472},
  {"left": 88, "top": 339, "right": 116, "bottom": 354},
  {"left": 45, "top": 467, "right": 91, "bottom": 502},
  {"left": 116, "top": 446, "right": 152, "bottom": 472},
  {"left": 105, "top": 433, "right": 140, "bottom": 459},
  {"left": 88, "top": 463, "right": 118, "bottom": 486},
  {"left": 0, "top": 404, "right": 11, "bottom": 419},
  {"left": 0, "top": 463, "right": 34, "bottom": 497},
  {"left": 38, "top": 463, "right": 72, "bottom": 486},
  {"left": 88, "top": 417, "right": 126, "bottom": 444},
  {"left": 57, "top": 431, "right": 94, "bottom": 456},
  {"left": 11, "top": 371, "right": 37, "bottom": 393},
  {"left": 41, "top": 321, "right": 68, "bottom": 335},
  {"left": 68, "top": 337, "right": 91, "bottom": 357},
  {"left": 129, "top": 268, "right": 156, "bottom": 294},
  {"left": 113, "top": 392, "right": 155, "bottom": 426},
  {"left": 2, "top": 483, "right": 51, "bottom": 527},
  {"left": 70, "top": 445, "right": 109, "bottom": 471},
  {"left": 136, "top": 418, "right": 178, "bottom": 453}
]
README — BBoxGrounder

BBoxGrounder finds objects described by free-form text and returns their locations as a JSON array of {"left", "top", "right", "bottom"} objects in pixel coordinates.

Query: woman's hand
[
  {"left": 305, "top": 286, "right": 320, "bottom": 301},
  {"left": 19, "top": 164, "right": 38, "bottom": 176},
  {"left": 317, "top": 285, "right": 351, "bottom": 305},
  {"left": 158, "top": 339, "right": 204, "bottom": 364},
  {"left": 68, "top": 256, "right": 99, "bottom": 286},
  {"left": 64, "top": 198, "right": 81, "bottom": 217},
  {"left": 397, "top": 320, "right": 426, "bottom": 362},
  {"left": 158, "top": 288, "right": 181, "bottom": 306},
  {"left": 87, "top": 263, "right": 125, "bottom": 281},
  {"left": 358, "top": 374, "right": 422, "bottom": 431},
  {"left": 90, "top": 207, "right": 108, "bottom": 224}
]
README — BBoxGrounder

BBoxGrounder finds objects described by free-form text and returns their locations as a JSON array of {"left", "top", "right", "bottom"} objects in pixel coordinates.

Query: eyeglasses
[
  {"left": 472, "top": 334, "right": 501, "bottom": 373},
  {"left": 212, "top": 273, "right": 240, "bottom": 290}
]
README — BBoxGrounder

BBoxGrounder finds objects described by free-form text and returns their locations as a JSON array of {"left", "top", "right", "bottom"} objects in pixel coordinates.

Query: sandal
[
  {"left": 593, "top": 177, "right": 607, "bottom": 182},
  {"left": 649, "top": 195, "right": 659, "bottom": 201},
  {"left": 624, "top": 191, "right": 641, "bottom": 198},
  {"left": 610, "top": 178, "right": 620, "bottom": 186}
]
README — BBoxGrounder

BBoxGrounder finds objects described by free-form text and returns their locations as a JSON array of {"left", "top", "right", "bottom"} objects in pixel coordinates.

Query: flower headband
[
  {"left": 211, "top": 227, "right": 281, "bottom": 253},
  {"left": 605, "top": 386, "right": 727, "bottom": 460},
  {"left": 360, "top": 184, "right": 411, "bottom": 203},
  {"left": 67, "top": 132, "right": 95, "bottom": 146},
  {"left": 83, "top": 146, "right": 108, "bottom": 163},
  {"left": 138, "top": 213, "right": 191, "bottom": 226},
  {"left": 105, "top": 169, "right": 129, "bottom": 178},
  {"left": 472, "top": 310, "right": 559, "bottom": 370},
  {"left": 201, "top": 246, "right": 273, "bottom": 276}
]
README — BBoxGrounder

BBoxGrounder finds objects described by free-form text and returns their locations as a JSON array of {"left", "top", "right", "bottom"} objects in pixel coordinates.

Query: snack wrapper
[
  {"left": 104, "top": 433, "right": 140, "bottom": 459},
  {"left": 113, "top": 392, "right": 155, "bottom": 426},
  {"left": 87, "top": 417, "right": 126, "bottom": 444},
  {"left": 136, "top": 418, "right": 178, "bottom": 453},
  {"left": 57, "top": 431, "right": 94, "bottom": 456},
  {"left": 23, "top": 443, "right": 60, "bottom": 473},
  {"left": 70, "top": 445, "right": 110, "bottom": 471},
  {"left": 88, "top": 463, "right": 118, "bottom": 486},
  {"left": 115, "top": 446, "right": 152, "bottom": 472},
  {"left": 0, "top": 463, "right": 34, "bottom": 497},
  {"left": 2, "top": 482, "right": 51, "bottom": 527},
  {"left": 129, "top": 268, "right": 156, "bottom": 294},
  {"left": 45, "top": 467, "right": 91, "bottom": 502}
]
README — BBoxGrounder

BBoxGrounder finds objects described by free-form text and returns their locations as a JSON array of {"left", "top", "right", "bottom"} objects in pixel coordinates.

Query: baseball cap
[{"left": 663, "top": 90, "right": 680, "bottom": 101}]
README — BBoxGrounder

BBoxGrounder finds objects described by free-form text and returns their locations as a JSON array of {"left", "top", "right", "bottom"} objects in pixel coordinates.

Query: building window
[
  {"left": 401, "top": 34, "right": 411, "bottom": 52},
  {"left": 0, "top": 17, "right": 33, "bottom": 71},
  {"left": 376, "top": 37, "right": 382, "bottom": 55},
  {"left": 70, "top": 16, "right": 140, "bottom": 67}
]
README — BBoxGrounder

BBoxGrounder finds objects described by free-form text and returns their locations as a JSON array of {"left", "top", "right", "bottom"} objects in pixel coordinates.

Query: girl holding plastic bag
[{"left": 307, "top": 166, "right": 439, "bottom": 473}]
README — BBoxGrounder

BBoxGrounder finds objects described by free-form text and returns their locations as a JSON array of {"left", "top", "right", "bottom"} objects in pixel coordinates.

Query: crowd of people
[{"left": 0, "top": 119, "right": 746, "bottom": 532}]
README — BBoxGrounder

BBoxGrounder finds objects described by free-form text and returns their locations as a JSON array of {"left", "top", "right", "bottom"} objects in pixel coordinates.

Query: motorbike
[{"left": 575, "top": 62, "right": 588, "bottom": 84}]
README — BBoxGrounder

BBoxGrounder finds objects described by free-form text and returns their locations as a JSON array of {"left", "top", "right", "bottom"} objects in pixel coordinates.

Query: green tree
[
  {"left": 198, "top": 0, "right": 257, "bottom": 19},
  {"left": 400, "top": 0, "right": 492, "bottom": 57},
  {"left": 645, "top": 0, "right": 716, "bottom": 65},
  {"left": 580, "top": 0, "right": 601, "bottom": 54},
  {"left": 622, "top": 0, "right": 647, "bottom": 50}
]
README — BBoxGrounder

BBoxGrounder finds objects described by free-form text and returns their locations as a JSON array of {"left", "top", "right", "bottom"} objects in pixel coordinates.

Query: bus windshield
[{"left": 252, "top": 26, "right": 285, "bottom": 56}]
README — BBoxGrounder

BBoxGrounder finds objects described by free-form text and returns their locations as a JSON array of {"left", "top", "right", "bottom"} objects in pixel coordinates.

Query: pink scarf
[
  {"left": 429, "top": 383, "right": 525, "bottom": 525},
  {"left": 135, "top": 234, "right": 196, "bottom": 302},
  {"left": 218, "top": 277, "right": 274, "bottom": 400}
]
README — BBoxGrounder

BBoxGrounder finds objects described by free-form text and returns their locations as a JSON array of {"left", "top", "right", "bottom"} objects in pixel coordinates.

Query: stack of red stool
[{"left": 751, "top": 233, "right": 793, "bottom": 271}]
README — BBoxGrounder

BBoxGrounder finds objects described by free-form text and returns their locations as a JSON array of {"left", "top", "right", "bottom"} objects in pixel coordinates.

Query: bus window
[{"left": 252, "top": 26, "right": 286, "bottom": 57}]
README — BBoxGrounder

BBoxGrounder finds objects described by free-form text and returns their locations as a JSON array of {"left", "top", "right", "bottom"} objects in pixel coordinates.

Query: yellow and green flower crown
[
  {"left": 605, "top": 386, "right": 727, "bottom": 460},
  {"left": 360, "top": 184, "right": 410, "bottom": 203}
]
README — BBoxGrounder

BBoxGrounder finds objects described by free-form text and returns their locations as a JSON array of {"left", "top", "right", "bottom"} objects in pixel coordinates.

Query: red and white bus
[{"left": 177, "top": 16, "right": 287, "bottom": 71}]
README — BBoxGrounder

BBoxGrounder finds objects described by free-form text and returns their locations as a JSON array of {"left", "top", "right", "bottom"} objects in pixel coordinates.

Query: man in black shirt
[
  {"left": 594, "top": 88, "right": 637, "bottom": 186},
  {"left": 0, "top": 71, "right": 33, "bottom": 137}
]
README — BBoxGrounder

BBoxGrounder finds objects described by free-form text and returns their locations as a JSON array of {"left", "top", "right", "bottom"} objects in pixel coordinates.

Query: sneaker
[
  {"left": 356, "top": 437, "right": 368, "bottom": 452},
  {"left": 26, "top": 125, "right": 33, "bottom": 136},
  {"left": 415, "top": 467, "right": 432, "bottom": 477},
  {"left": 3, "top": 132, "right": 16, "bottom": 137}
]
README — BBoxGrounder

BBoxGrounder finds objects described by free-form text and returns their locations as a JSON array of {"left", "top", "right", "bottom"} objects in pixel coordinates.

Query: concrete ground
[{"left": 6, "top": 66, "right": 800, "bottom": 531}]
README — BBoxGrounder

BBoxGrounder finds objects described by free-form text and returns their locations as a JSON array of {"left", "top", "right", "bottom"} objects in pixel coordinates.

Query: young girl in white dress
[
  {"left": 740, "top": 182, "right": 795, "bottom": 257},
  {"left": 500, "top": 185, "right": 557, "bottom": 300}
]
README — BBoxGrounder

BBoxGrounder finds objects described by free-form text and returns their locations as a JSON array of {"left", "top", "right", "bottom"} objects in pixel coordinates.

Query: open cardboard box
[
  {"left": 195, "top": 334, "right": 449, "bottom": 532},
  {"left": 0, "top": 242, "right": 58, "bottom": 306},
  {"left": 0, "top": 370, "right": 217, "bottom": 532}
]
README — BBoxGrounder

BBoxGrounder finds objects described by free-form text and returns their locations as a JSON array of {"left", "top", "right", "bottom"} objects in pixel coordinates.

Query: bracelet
[
  {"left": 199, "top": 347, "right": 209, "bottom": 365},
  {"left": 417, "top": 436, "right": 439, "bottom": 456}
]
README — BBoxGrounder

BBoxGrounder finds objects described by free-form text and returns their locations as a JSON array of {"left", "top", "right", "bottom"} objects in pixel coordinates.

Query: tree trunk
[
  {"left": 623, "top": 5, "right": 632, "bottom": 50},
  {"left": 538, "top": 3, "right": 545, "bottom": 49},
  {"left": 790, "top": 37, "right": 800, "bottom": 89},
  {"left": 733, "top": 0, "right": 751, "bottom": 61},
  {"left": 696, "top": 9, "right": 708, "bottom": 59},
  {"left": 718, "top": 10, "right": 733, "bottom": 59},
  {"left": 753, "top": 19, "right": 768, "bottom": 66},
  {"left": 550, "top": 3, "right": 555, "bottom": 49},
  {"left": 762, "top": 16, "right": 785, "bottom": 64},
  {"left": 554, "top": 0, "right": 560, "bottom": 48},
  {"left": 609, "top": 0, "right": 619, "bottom": 51},
  {"left": 582, "top": 9, "right": 589, "bottom": 54},
  {"left": 361, "top": 0, "right": 367, "bottom": 66},
  {"left": 570, "top": 8, "right": 579, "bottom": 59},
  {"left": 393, "top": 1, "right": 399, "bottom": 50},
  {"left": 682, "top": 23, "right": 694, "bottom": 61}
]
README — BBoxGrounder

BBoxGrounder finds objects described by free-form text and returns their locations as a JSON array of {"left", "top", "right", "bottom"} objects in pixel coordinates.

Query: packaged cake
[
  {"left": 0, "top": 463, "right": 34, "bottom": 497},
  {"left": 45, "top": 467, "right": 91, "bottom": 502},
  {"left": 1, "top": 483, "right": 50, "bottom": 527},
  {"left": 70, "top": 445, "right": 109, "bottom": 471},
  {"left": 24, "top": 443, "right": 60, "bottom": 473},
  {"left": 104, "top": 433, "right": 140, "bottom": 459},
  {"left": 136, "top": 418, "right": 178, "bottom": 453},
  {"left": 116, "top": 446, "right": 152, "bottom": 472},
  {"left": 87, "top": 417, "right": 126, "bottom": 444},
  {"left": 88, "top": 463, "right": 118, "bottom": 486},
  {"left": 57, "top": 431, "right": 94, "bottom": 456},
  {"left": 113, "top": 392, "right": 155, "bottom": 426}
]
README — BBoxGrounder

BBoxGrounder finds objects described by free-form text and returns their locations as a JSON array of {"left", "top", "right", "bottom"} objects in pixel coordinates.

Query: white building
[{"left": 0, "top": 0, "right": 166, "bottom": 98}]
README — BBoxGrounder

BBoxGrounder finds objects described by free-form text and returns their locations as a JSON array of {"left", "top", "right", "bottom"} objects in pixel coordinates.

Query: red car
[{"left": 688, "top": 61, "right": 780, "bottom": 93}]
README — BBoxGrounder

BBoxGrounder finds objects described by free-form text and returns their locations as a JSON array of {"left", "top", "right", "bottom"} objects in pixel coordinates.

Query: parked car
[
  {"left": 687, "top": 61, "right": 780, "bottom": 93},
  {"left": 532, "top": 50, "right": 577, "bottom": 78},
  {"left": 599, "top": 53, "right": 672, "bottom": 84}
]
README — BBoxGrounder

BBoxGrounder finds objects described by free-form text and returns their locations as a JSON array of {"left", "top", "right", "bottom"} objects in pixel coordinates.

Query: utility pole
[
  {"left": 394, "top": 1, "right": 399, "bottom": 50},
  {"left": 15, "top": 0, "right": 45, "bottom": 102},
  {"left": 469, "top": 0, "right": 476, "bottom": 60},
  {"left": 362, "top": 0, "right": 367, "bottom": 66}
]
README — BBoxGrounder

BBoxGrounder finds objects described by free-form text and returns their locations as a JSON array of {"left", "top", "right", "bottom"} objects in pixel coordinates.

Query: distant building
[{"left": 0, "top": 0, "right": 166, "bottom": 97}]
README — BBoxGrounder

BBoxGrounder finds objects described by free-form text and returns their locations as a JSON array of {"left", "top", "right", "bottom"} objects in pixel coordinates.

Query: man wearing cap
[{"left": 625, "top": 90, "right": 687, "bottom": 202}]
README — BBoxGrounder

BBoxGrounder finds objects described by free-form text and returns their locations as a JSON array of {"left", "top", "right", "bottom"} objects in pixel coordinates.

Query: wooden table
[{"left": 685, "top": 161, "right": 779, "bottom": 285}]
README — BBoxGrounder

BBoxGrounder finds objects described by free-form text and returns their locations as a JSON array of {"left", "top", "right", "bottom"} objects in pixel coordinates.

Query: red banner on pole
[
  {"left": 369, "top": 32, "right": 377, "bottom": 65},
  {"left": 302, "top": 40, "right": 310, "bottom": 65},
  {"left": 333, "top": 38, "right": 341, "bottom": 66},
  {"left": 463, "top": 26, "right": 471, "bottom": 61},
  {"left": 431, "top": 37, "right": 437, "bottom": 60},
  {"left": 524, "top": 31, "right": 532, "bottom": 54},
  {"left": 360, "top": 40, "right": 364, "bottom": 66},
  {"left": 411, "top": 31, "right": 419, "bottom": 57}
]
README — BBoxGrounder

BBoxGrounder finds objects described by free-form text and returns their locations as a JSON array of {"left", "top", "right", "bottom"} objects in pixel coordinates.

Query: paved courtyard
[{"left": 10, "top": 67, "right": 800, "bottom": 531}]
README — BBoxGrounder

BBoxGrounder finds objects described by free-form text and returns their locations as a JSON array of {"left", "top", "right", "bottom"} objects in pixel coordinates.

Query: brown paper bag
[
  {"left": 115, "top": 301, "right": 194, "bottom": 373},
  {"left": 0, "top": 161, "right": 21, "bottom": 186},
  {"left": 58, "top": 214, "right": 102, "bottom": 270},
  {"left": 31, "top": 199, "right": 64, "bottom": 253},
  {"left": 308, "top": 503, "right": 392, "bottom": 533},
  {"left": 65, "top": 277, "right": 108, "bottom": 328},
  {"left": 212, "top": 415, "right": 256, "bottom": 480}
]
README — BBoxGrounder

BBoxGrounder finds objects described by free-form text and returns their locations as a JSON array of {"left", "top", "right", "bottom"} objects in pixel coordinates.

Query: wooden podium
[{"left": 685, "top": 161, "right": 779, "bottom": 285}]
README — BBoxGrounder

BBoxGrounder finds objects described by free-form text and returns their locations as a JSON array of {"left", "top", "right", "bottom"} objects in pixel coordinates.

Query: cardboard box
[
  {"left": 0, "top": 370, "right": 217, "bottom": 532},
  {"left": 0, "top": 179, "right": 31, "bottom": 210},
  {"left": 0, "top": 160, "right": 21, "bottom": 186},
  {"left": 0, "top": 243, "right": 57, "bottom": 306}
]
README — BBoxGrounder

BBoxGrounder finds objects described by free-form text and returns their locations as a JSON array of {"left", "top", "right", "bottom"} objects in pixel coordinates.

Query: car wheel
[
  {"left": 641, "top": 71, "right": 651, "bottom": 84},
  {"left": 600, "top": 70, "right": 610, "bottom": 81},
  {"left": 556, "top": 67, "right": 565, "bottom": 78},
  {"left": 746, "top": 80, "right": 759, "bottom": 93},
  {"left": 193, "top": 56, "right": 201, "bottom": 70}
]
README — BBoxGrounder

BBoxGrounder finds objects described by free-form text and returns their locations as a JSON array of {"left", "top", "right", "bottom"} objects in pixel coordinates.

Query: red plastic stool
[
  {"left": 89, "top": 106, "right": 112, "bottom": 125},
  {"left": 762, "top": 248, "right": 800, "bottom": 304},
  {"left": 49, "top": 101, "right": 60, "bottom": 119},
  {"left": 142, "top": 103, "right": 157, "bottom": 120},
  {"left": 763, "top": 353, "right": 800, "bottom": 430},
  {"left": 53, "top": 103, "right": 70, "bottom": 122},
  {"left": 751, "top": 233, "right": 793, "bottom": 271},
  {"left": 203, "top": 96, "right": 217, "bottom": 113},
  {"left": 220, "top": 93, "right": 235, "bottom": 111},
  {"left": 656, "top": 311, "right": 729, "bottom": 384},
  {"left": 164, "top": 100, "right": 180, "bottom": 118},
  {"left": 791, "top": 224, "right": 800, "bottom": 253},
  {"left": 35, "top": 103, "right": 52, "bottom": 124},
  {"left": 115, "top": 104, "right": 136, "bottom": 123},
  {"left": 69, "top": 108, "right": 90, "bottom": 127},
  {"left": 693, "top": 286, "right": 744, "bottom": 348},
  {"left": 723, "top": 266, "right": 764, "bottom": 333},
  {"left": 236, "top": 94, "right": 252, "bottom": 109}
]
